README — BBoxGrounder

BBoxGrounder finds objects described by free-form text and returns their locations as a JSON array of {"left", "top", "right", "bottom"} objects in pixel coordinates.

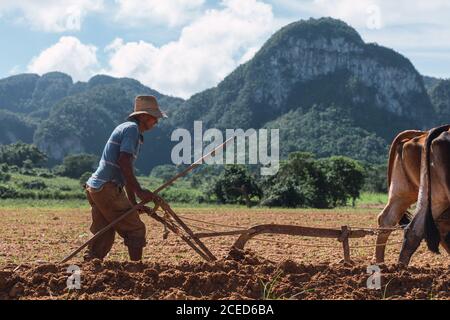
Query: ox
[
  {"left": 374, "top": 130, "right": 426, "bottom": 263},
  {"left": 398, "top": 125, "right": 450, "bottom": 266}
]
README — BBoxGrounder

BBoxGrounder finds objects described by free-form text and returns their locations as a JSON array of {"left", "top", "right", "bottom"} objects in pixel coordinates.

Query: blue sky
[{"left": 0, "top": 0, "right": 449, "bottom": 98}]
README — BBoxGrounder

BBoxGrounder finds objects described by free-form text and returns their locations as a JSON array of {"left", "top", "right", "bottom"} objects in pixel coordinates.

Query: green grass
[
  {"left": 0, "top": 172, "right": 205, "bottom": 206},
  {"left": 0, "top": 193, "right": 388, "bottom": 210},
  {"left": 0, "top": 198, "right": 89, "bottom": 209},
  {"left": 356, "top": 192, "right": 387, "bottom": 206}
]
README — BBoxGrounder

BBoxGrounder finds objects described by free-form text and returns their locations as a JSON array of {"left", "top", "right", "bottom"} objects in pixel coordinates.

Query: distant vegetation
[{"left": 0, "top": 142, "right": 386, "bottom": 208}]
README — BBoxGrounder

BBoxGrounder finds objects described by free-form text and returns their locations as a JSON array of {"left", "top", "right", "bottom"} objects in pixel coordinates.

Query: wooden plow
[{"left": 142, "top": 201, "right": 376, "bottom": 264}]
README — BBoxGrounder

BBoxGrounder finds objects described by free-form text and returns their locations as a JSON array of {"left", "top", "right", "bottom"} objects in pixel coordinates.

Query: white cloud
[
  {"left": 271, "top": 0, "right": 450, "bottom": 45},
  {"left": 114, "top": 0, "right": 205, "bottom": 28},
  {"left": 269, "top": 0, "right": 450, "bottom": 77},
  {"left": 272, "top": 0, "right": 450, "bottom": 29},
  {"left": 0, "top": 0, "right": 104, "bottom": 32},
  {"left": 27, "top": 36, "right": 99, "bottom": 81},
  {"left": 104, "top": 0, "right": 275, "bottom": 98}
]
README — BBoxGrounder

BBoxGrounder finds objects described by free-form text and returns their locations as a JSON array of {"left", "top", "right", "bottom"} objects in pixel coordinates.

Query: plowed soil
[
  {"left": 1, "top": 250, "right": 448, "bottom": 300},
  {"left": 0, "top": 206, "right": 448, "bottom": 299}
]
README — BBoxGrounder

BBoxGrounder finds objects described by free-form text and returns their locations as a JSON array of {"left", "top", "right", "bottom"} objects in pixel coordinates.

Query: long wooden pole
[{"left": 61, "top": 135, "right": 235, "bottom": 263}]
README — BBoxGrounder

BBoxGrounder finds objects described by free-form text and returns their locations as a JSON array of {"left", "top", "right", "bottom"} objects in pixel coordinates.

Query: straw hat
[{"left": 128, "top": 95, "right": 167, "bottom": 119}]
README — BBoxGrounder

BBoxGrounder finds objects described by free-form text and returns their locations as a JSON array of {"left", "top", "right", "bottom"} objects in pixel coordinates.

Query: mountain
[
  {"left": 0, "top": 72, "right": 184, "bottom": 165},
  {"left": 428, "top": 79, "right": 450, "bottom": 124},
  {"left": 0, "top": 110, "right": 36, "bottom": 144},
  {"left": 422, "top": 75, "right": 443, "bottom": 92},
  {"left": 162, "top": 18, "right": 435, "bottom": 165},
  {"left": 0, "top": 17, "right": 446, "bottom": 172}
]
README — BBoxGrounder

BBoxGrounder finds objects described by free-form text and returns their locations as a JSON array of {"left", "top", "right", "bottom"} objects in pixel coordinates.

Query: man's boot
[{"left": 128, "top": 246, "right": 143, "bottom": 261}]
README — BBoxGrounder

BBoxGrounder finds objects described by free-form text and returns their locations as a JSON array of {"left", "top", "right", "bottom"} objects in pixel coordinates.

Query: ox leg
[
  {"left": 374, "top": 197, "right": 415, "bottom": 263},
  {"left": 431, "top": 134, "right": 450, "bottom": 254},
  {"left": 435, "top": 208, "right": 450, "bottom": 254},
  {"left": 398, "top": 211, "right": 425, "bottom": 266}
]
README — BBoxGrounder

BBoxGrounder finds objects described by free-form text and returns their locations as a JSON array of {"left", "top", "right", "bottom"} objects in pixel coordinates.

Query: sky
[{"left": 0, "top": 0, "right": 449, "bottom": 99}]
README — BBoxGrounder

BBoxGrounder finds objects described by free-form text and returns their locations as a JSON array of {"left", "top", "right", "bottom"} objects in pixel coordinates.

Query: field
[{"left": 0, "top": 199, "right": 448, "bottom": 300}]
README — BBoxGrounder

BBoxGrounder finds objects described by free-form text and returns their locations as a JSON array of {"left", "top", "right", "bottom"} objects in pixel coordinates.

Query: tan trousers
[{"left": 84, "top": 182, "right": 146, "bottom": 260}]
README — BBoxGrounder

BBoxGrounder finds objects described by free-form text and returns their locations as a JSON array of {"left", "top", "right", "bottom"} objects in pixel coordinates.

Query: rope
[
  {"left": 178, "top": 214, "right": 249, "bottom": 230},
  {"left": 250, "top": 237, "right": 343, "bottom": 248},
  {"left": 347, "top": 224, "right": 408, "bottom": 232},
  {"left": 349, "top": 241, "right": 404, "bottom": 248}
]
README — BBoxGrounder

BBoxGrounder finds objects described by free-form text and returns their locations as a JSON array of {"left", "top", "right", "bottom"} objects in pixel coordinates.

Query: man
[{"left": 84, "top": 95, "right": 167, "bottom": 261}]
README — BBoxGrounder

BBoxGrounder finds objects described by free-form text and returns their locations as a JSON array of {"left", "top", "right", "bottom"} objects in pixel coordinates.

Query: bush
[
  {"left": 52, "top": 165, "right": 66, "bottom": 176},
  {"left": 0, "top": 171, "right": 11, "bottom": 182},
  {"left": 20, "top": 180, "right": 48, "bottom": 190},
  {"left": 22, "top": 159, "right": 34, "bottom": 169},
  {"left": 56, "top": 153, "right": 98, "bottom": 179},
  {"left": 362, "top": 163, "right": 387, "bottom": 193},
  {"left": 20, "top": 168, "right": 37, "bottom": 176},
  {"left": 160, "top": 188, "right": 202, "bottom": 203},
  {"left": 0, "top": 142, "right": 47, "bottom": 167},
  {"left": 0, "top": 185, "right": 18, "bottom": 198},
  {"left": 79, "top": 172, "right": 92, "bottom": 187},
  {"left": 150, "top": 164, "right": 179, "bottom": 181},
  {"left": 8, "top": 165, "right": 19, "bottom": 173},
  {"left": 37, "top": 172, "right": 54, "bottom": 179}
]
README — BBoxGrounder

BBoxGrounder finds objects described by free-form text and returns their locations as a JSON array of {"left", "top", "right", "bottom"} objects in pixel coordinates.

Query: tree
[
  {"left": 319, "top": 156, "right": 365, "bottom": 206},
  {"left": 262, "top": 152, "right": 329, "bottom": 208},
  {"left": 211, "top": 165, "right": 262, "bottom": 207},
  {"left": 58, "top": 153, "right": 98, "bottom": 179},
  {"left": 362, "top": 163, "right": 387, "bottom": 193},
  {"left": 150, "top": 164, "right": 179, "bottom": 181},
  {"left": 261, "top": 152, "right": 365, "bottom": 208},
  {"left": 260, "top": 176, "right": 303, "bottom": 207},
  {"left": 0, "top": 142, "right": 47, "bottom": 167}
]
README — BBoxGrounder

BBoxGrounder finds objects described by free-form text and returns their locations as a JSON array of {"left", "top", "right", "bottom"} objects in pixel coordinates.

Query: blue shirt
[{"left": 87, "top": 119, "right": 143, "bottom": 189}]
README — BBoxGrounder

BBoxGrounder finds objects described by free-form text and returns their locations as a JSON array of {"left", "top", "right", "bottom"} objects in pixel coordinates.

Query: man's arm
[
  {"left": 125, "top": 183, "right": 137, "bottom": 205},
  {"left": 117, "top": 152, "right": 156, "bottom": 203}
]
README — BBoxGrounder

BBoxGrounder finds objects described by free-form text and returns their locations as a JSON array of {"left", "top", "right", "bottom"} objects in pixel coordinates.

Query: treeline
[
  {"left": 0, "top": 142, "right": 387, "bottom": 207},
  {"left": 0, "top": 142, "right": 97, "bottom": 199},
  {"left": 176, "top": 152, "right": 386, "bottom": 208},
  {"left": 151, "top": 152, "right": 387, "bottom": 208}
]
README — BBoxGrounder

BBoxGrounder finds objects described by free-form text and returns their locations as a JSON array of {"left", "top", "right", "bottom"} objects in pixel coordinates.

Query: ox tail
[
  {"left": 387, "top": 130, "right": 425, "bottom": 190},
  {"left": 424, "top": 125, "right": 450, "bottom": 253}
]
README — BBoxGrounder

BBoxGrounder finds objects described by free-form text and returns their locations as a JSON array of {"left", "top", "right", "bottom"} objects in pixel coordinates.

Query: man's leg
[
  {"left": 84, "top": 190, "right": 116, "bottom": 260},
  {"left": 89, "top": 183, "right": 146, "bottom": 261}
]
